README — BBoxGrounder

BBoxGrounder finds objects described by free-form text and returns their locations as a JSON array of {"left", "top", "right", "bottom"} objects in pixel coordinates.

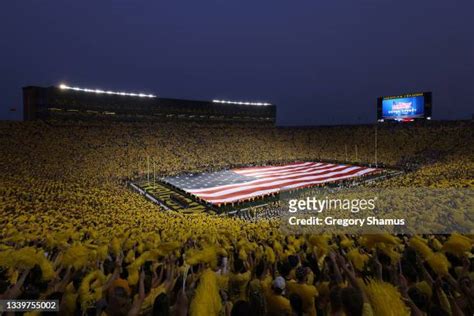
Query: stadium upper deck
[{"left": 23, "top": 85, "right": 276, "bottom": 122}]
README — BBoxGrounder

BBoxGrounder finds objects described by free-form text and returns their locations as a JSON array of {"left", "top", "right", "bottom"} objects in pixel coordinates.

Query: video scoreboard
[{"left": 377, "top": 92, "right": 432, "bottom": 122}]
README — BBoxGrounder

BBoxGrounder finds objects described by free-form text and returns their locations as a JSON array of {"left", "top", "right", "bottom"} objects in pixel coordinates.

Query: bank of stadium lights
[
  {"left": 59, "top": 84, "right": 157, "bottom": 98},
  {"left": 212, "top": 99, "right": 272, "bottom": 106}
]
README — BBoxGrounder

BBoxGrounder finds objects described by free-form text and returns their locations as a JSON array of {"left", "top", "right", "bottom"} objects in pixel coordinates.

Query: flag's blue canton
[{"left": 164, "top": 170, "right": 257, "bottom": 190}]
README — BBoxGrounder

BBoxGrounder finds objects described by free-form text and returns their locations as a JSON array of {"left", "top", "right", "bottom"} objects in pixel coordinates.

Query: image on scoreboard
[{"left": 382, "top": 95, "right": 425, "bottom": 119}]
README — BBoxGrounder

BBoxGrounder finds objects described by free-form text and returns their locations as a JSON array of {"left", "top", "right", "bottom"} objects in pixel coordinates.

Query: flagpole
[
  {"left": 139, "top": 156, "right": 142, "bottom": 180},
  {"left": 147, "top": 155, "right": 150, "bottom": 183},
  {"left": 375, "top": 124, "right": 378, "bottom": 167}
]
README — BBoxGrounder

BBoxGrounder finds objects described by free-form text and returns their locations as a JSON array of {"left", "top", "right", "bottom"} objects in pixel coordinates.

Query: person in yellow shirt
[
  {"left": 228, "top": 258, "right": 251, "bottom": 301},
  {"left": 248, "top": 261, "right": 271, "bottom": 315},
  {"left": 264, "top": 276, "right": 292, "bottom": 316},
  {"left": 287, "top": 267, "right": 318, "bottom": 316}
]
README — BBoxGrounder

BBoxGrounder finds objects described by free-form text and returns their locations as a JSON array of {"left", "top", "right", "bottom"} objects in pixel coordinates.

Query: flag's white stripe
[
  {"left": 204, "top": 169, "right": 376, "bottom": 204},
  {"left": 186, "top": 164, "right": 344, "bottom": 194},
  {"left": 233, "top": 162, "right": 314, "bottom": 174},
  {"left": 232, "top": 161, "right": 311, "bottom": 173},
  {"left": 234, "top": 162, "right": 319, "bottom": 176},
  {"left": 239, "top": 163, "right": 328, "bottom": 177},
  {"left": 194, "top": 166, "right": 363, "bottom": 198},
  {"left": 247, "top": 164, "right": 335, "bottom": 178}
]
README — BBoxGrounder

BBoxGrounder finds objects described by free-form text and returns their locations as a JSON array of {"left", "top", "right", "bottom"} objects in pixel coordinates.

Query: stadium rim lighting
[
  {"left": 212, "top": 99, "right": 271, "bottom": 106},
  {"left": 59, "top": 84, "right": 157, "bottom": 98}
]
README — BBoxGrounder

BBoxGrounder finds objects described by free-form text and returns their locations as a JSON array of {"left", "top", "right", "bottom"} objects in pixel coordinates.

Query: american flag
[{"left": 164, "top": 162, "right": 378, "bottom": 205}]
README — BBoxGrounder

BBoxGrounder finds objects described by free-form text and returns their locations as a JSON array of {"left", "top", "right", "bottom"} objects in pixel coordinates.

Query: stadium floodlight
[
  {"left": 59, "top": 84, "right": 157, "bottom": 98},
  {"left": 212, "top": 99, "right": 272, "bottom": 106}
]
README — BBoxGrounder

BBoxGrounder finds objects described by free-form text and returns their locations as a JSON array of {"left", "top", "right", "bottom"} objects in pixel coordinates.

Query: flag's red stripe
[
  {"left": 237, "top": 162, "right": 326, "bottom": 177},
  {"left": 232, "top": 162, "right": 316, "bottom": 174}
]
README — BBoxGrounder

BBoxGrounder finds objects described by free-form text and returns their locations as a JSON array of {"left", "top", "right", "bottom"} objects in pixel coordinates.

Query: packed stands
[{"left": 0, "top": 119, "right": 473, "bottom": 315}]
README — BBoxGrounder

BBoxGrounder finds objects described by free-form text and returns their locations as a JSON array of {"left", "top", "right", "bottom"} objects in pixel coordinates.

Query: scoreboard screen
[{"left": 377, "top": 92, "right": 432, "bottom": 122}]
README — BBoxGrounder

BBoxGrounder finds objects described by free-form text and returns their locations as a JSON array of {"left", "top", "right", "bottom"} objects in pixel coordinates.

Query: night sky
[{"left": 1, "top": 0, "right": 473, "bottom": 125}]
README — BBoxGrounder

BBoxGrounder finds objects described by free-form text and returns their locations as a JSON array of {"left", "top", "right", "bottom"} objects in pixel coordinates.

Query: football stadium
[
  {"left": 0, "top": 83, "right": 473, "bottom": 316},
  {"left": 1, "top": 2, "right": 474, "bottom": 315}
]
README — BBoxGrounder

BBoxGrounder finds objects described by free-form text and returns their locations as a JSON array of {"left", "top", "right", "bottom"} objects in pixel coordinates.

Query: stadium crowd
[{"left": 0, "top": 119, "right": 473, "bottom": 315}]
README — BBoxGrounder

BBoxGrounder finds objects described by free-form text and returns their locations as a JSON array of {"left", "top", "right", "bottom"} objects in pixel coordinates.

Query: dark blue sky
[{"left": 1, "top": 0, "right": 473, "bottom": 125}]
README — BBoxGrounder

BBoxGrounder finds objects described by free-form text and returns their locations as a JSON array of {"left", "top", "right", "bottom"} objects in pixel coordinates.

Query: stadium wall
[{"left": 22, "top": 86, "right": 276, "bottom": 123}]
